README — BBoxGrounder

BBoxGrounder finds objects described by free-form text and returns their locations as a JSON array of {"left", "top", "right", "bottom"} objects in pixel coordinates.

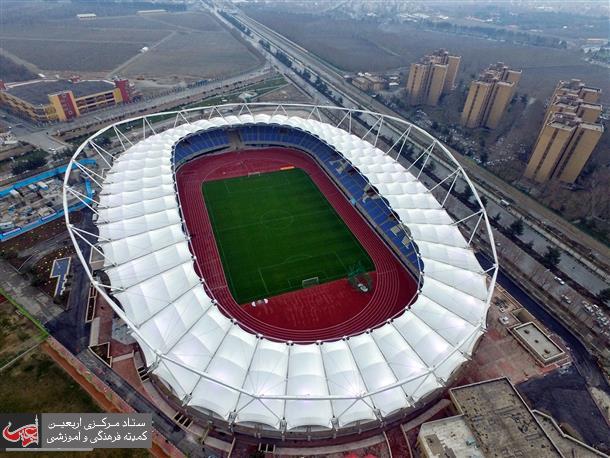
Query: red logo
[{"left": 2, "top": 416, "right": 38, "bottom": 448}]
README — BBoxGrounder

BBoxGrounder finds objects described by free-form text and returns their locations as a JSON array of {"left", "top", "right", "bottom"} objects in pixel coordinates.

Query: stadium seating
[
  {"left": 172, "top": 124, "right": 423, "bottom": 275},
  {"left": 173, "top": 130, "right": 230, "bottom": 165}
]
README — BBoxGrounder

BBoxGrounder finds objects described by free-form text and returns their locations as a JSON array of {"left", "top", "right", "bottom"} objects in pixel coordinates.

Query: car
[{"left": 554, "top": 276, "right": 565, "bottom": 285}]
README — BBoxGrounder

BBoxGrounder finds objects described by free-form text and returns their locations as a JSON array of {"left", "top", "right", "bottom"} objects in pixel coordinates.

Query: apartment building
[
  {"left": 524, "top": 79, "right": 603, "bottom": 183},
  {"left": 406, "top": 49, "right": 461, "bottom": 106},
  {"left": 461, "top": 62, "right": 521, "bottom": 129}
]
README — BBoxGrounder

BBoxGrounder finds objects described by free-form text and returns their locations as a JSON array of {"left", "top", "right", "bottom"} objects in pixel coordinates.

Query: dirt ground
[
  {"left": 245, "top": 9, "right": 610, "bottom": 104},
  {"left": 257, "top": 82, "right": 313, "bottom": 103},
  {"left": 0, "top": 8, "right": 263, "bottom": 80}
]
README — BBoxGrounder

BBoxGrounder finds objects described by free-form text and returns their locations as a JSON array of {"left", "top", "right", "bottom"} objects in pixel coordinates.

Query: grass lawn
[
  {"left": 203, "top": 168, "right": 374, "bottom": 303},
  {"left": 0, "top": 294, "right": 47, "bottom": 368},
  {"left": 0, "top": 351, "right": 101, "bottom": 413},
  {"left": 0, "top": 350, "right": 149, "bottom": 457}
]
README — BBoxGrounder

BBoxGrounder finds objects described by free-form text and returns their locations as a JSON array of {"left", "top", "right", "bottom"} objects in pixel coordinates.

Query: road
[
  {"left": 478, "top": 253, "right": 609, "bottom": 391},
  {"left": 2, "top": 64, "right": 272, "bottom": 152},
  {"left": 46, "top": 211, "right": 95, "bottom": 354},
  {"left": 53, "top": 65, "right": 272, "bottom": 134},
  {"left": 484, "top": 198, "right": 608, "bottom": 293},
  {"left": 225, "top": 8, "right": 609, "bottom": 296},
  {"left": 210, "top": 4, "right": 609, "bottom": 363}
]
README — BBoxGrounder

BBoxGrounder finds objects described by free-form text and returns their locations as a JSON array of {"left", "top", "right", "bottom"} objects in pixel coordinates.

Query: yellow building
[
  {"left": 524, "top": 80, "right": 604, "bottom": 183},
  {"left": 0, "top": 78, "right": 133, "bottom": 123},
  {"left": 406, "top": 49, "right": 461, "bottom": 106},
  {"left": 461, "top": 62, "right": 521, "bottom": 129}
]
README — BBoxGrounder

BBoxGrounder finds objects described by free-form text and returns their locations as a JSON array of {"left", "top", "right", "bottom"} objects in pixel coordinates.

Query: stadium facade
[{"left": 64, "top": 103, "right": 498, "bottom": 438}]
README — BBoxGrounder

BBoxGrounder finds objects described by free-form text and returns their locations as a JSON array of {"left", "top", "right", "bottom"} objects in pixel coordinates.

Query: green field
[{"left": 203, "top": 168, "right": 374, "bottom": 303}]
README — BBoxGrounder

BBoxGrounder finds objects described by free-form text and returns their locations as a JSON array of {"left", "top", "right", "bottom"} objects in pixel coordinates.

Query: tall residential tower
[
  {"left": 524, "top": 79, "right": 603, "bottom": 184},
  {"left": 406, "top": 49, "right": 461, "bottom": 106},
  {"left": 461, "top": 62, "right": 521, "bottom": 129}
]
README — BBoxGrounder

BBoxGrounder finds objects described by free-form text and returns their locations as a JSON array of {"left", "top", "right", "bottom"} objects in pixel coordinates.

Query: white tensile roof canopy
[{"left": 93, "top": 113, "right": 492, "bottom": 431}]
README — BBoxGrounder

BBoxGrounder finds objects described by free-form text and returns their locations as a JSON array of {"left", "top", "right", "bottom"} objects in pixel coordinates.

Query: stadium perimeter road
[
  {"left": 478, "top": 253, "right": 610, "bottom": 392},
  {"left": 42, "top": 210, "right": 216, "bottom": 457},
  {"left": 228, "top": 9, "right": 609, "bottom": 291},
  {"left": 46, "top": 210, "right": 96, "bottom": 355},
  {"left": 77, "top": 350, "right": 216, "bottom": 458}
]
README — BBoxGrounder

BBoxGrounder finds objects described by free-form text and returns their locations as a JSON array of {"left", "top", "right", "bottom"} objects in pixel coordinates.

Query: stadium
[{"left": 63, "top": 103, "right": 498, "bottom": 439}]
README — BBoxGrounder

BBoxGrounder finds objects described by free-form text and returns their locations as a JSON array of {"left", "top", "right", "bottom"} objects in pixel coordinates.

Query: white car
[{"left": 554, "top": 276, "right": 565, "bottom": 285}]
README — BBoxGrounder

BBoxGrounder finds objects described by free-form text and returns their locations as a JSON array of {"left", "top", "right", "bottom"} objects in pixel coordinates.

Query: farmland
[
  {"left": 144, "top": 11, "right": 224, "bottom": 32},
  {"left": 0, "top": 38, "right": 146, "bottom": 73},
  {"left": 0, "top": 7, "right": 263, "bottom": 80},
  {"left": 122, "top": 30, "right": 263, "bottom": 80},
  {"left": 245, "top": 9, "right": 610, "bottom": 104},
  {"left": 0, "top": 22, "right": 170, "bottom": 42}
]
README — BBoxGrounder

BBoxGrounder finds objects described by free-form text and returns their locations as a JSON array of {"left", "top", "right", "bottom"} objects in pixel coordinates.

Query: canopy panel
[{"left": 93, "top": 113, "right": 492, "bottom": 431}]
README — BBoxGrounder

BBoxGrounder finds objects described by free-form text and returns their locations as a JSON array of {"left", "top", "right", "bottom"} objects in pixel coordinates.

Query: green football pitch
[{"left": 202, "top": 168, "right": 375, "bottom": 304}]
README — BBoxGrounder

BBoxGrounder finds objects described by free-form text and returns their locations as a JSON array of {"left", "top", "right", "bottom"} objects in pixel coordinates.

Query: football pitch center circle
[
  {"left": 183, "top": 148, "right": 417, "bottom": 342},
  {"left": 259, "top": 208, "right": 295, "bottom": 231},
  {"left": 65, "top": 104, "right": 497, "bottom": 434}
]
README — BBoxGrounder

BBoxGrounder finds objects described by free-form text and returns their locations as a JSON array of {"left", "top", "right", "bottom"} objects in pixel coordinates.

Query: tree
[
  {"left": 462, "top": 185, "right": 474, "bottom": 203},
  {"left": 480, "top": 151, "right": 489, "bottom": 165},
  {"left": 598, "top": 288, "right": 610, "bottom": 304},
  {"left": 508, "top": 219, "right": 524, "bottom": 237},
  {"left": 541, "top": 246, "right": 561, "bottom": 269},
  {"left": 12, "top": 154, "right": 47, "bottom": 175},
  {"left": 491, "top": 213, "right": 502, "bottom": 225},
  {"left": 30, "top": 274, "right": 44, "bottom": 288}
]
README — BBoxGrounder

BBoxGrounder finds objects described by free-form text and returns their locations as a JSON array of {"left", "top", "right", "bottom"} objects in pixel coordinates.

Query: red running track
[{"left": 176, "top": 147, "right": 417, "bottom": 342}]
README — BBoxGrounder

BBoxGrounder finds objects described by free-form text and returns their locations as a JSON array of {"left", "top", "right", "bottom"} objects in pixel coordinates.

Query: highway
[
  {"left": 208, "top": 4, "right": 609, "bottom": 364},
  {"left": 478, "top": 253, "right": 609, "bottom": 389},
  {"left": 226, "top": 8, "right": 609, "bottom": 292}
]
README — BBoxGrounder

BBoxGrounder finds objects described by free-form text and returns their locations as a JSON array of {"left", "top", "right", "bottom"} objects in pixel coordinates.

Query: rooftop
[
  {"left": 511, "top": 322, "right": 565, "bottom": 364},
  {"left": 558, "top": 79, "right": 602, "bottom": 93},
  {"left": 450, "top": 378, "right": 562, "bottom": 457},
  {"left": 6, "top": 80, "right": 115, "bottom": 106},
  {"left": 418, "top": 415, "right": 483, "bottom": 458}
]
